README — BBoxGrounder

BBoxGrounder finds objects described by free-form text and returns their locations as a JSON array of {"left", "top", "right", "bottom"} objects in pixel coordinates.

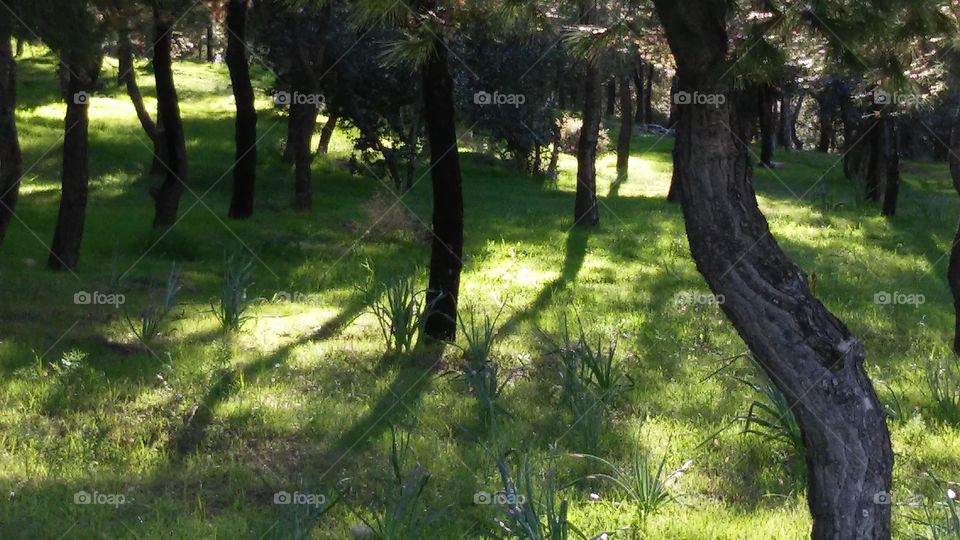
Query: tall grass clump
[
  {"left": 211, "top": 253, "right": 255, "bottom": 333},
  {"left": 126, "top": 263, "right": 182, "bottom": 348}
]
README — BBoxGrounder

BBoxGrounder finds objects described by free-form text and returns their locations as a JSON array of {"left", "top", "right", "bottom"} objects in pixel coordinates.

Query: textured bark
[
  {"left": 0, "top": 30, "right": 21, "bottom": 246},
  {"left": 653, "top": 1, "right": 893, "bottom": 538},
  {"left": 225, "top": 0, "right": 257, "bottom": 219},
  {"left": 948, "top": 125, "right": 960, "bottom": 355},
  {"left": 49, "top": 66, "right": 96, "bottom": 270},
  {"left": 151, "top": 11, "right": 188, "bottom": 228},
  {"left": 421, "top": 40, "right": 464, "bottom": 341},
  {"left": 118, "top": 30, "right": 163, "bottom": 175},
  {"left": 615, "top": 69, "right": 633, "bottom": 181},
  {"left": 574, "top": 0, "right": 601, "bottom": 227}
]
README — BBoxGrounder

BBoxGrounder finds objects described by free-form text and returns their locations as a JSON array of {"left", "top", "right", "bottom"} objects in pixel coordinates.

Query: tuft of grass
[
  {"left": 211, "top": 253, "right": 256, "bottom": 333},
  {"left": 363, "top": 264, "right": 430, "bottom": 354},
  {"left": 454, "top": 305, "right": 511, "bottom": 433},
  {"left": 126, "top": 263, "right": 182, "bottom": 348},
  {"left": 493, "top": 449, "right": 586, "bottom": 540},
  {"left": 924, "top": 351, "right": 960, "bottom": 423}
]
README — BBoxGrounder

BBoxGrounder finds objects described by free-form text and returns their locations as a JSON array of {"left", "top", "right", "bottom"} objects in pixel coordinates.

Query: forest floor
[{"left": 1, "top": 50, "right": 959, "bottom": 539}]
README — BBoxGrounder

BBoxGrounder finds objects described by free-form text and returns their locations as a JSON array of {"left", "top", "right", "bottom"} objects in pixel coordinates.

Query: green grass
[{"left": 1, "top": 49, "right": 959, "bottom": 539}]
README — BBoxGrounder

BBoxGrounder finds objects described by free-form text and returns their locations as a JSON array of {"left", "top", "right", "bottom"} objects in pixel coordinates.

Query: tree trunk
[
  {"left": 49, "top": 66, "right": 96, "bottom": 270},
  {"left": 421, "top": 40, "right": 464, "bottom": 341},
  {"left": 225, "top": 0, "right": 257, "bottom": 219},
  {"left": 667, "top": 75, "right": 679, "bottom": 127},
  {"left": 547, "top": 114, "right": 561, "bottom": 177},
  {"left": 118, "top": 30, "right": 163, "bottom": 175},
  {"left": 790, "top": 92, "right": 805, "bottom": 149},
  {"left": 881, "top": 117, "right": 899, "bottom": 217},
  {"left": 292, "top": 102, "right": 317, "bottom": 210},
  {"left": 817, "top": 93, "right": 834, "bottom": 153},
  {"left": 0, "top": 29, "right": 21, "bottom": 246},
  {"left": 151, "top": 11, "right": 188, "bottom": 228},
  {"left": 605, "top": 77, "right": 616, "bottom": 116},
  {"left": 615, "top": 69, "right": 633, "bottom": 182},
  {"left": 633, "top": 56, "right": 645, "bottom": 123},
  {"left": 759, "top": 84, "right": 777, "bottom": 166},
  {"left": 777, "top": 93, "right": 792, "bottom": 151},
  {"left": 652, "top": 2, "right": 893, "bottom": 538},
  {"left": 865, "top": 114, "right": 883, "bottom": 202},
  {"left": 947, "top": 125, "right": 960, "bottom": 355},
  {"left": 206, "top": 23, "right": 214, "bottom": 62},
  {"left": 283, "top": 103, "right": 300, "bottom": 163},
  {"left": 642, "top": 63, "right": 653, "bottom": 122},
  {"left": 317, "top": 113, "right": 338, "bottom": 155},
  {"left": 574, "top": 0, "right": 601, "bottom": 227}
]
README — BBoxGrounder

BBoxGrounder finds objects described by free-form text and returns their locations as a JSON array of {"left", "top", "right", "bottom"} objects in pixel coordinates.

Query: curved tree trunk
[
  {"left": 615, "top": 69, "right": 633, "bottom": 182},
  {"left": 151, "top": 10, "right": 188, "bottom": 228},
  {"left": 421, "top": 39, "right": 464, "bottom": 341},
  {"left": 118, "top": 30, "right": 163, "bottom": 175},
  {"left": 225, "top": 0, "right": 257, "bottom": 219},
  {"left": 0, "top": 29, "right": 21, "bottom": 246},
  {"left": 948, "top": 125, "right": 960, "bottom": 355},
  {"left": 574, "top": 0, "right": 601, "bottom": 227},
  {"left": 49, "top": 64, "right": 98, "bottom": 270},
  {"left": 316, "top": 113, "right": 338, "bottom": 155},
  {"left": 652, "top": 1, "right": 893, "bottom": 538}
]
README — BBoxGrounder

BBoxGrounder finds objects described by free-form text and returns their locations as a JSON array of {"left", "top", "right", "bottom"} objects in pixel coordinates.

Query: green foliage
[
  {"left": 455, "top": 305, "right": 510, "bottom": 432},
  {"left": 923, "top": 352, "right": 960, "bottom": 423},
  {"left": 493, "top": 450, "right": 585, "bottom": 540},
  {"left": 363, "top": 265, "right": 430, "bottom": 354},
  {"left": 908, "top": 474, "right": 960, "bottom": 540},
  {"left": 211, "top": 253, "right": 255, "bottom": 333},
  {"left": 126, "top": 263, "right": 182, "bottom": 348},
  {"left": 731, "top": 360, "right": 804, "bottom": 456}
]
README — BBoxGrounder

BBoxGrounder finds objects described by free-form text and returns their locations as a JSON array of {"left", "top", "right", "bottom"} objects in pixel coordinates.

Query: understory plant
[
  {"left": 364, "top": 265, "right": 430, "bottom": 354},
  {"left": 455, "top": 305, "right": 511, "bottom": 433},
  {"left": 126, "top": 263, "right": 182, "bottom": 348},
  {"left": 923, "top": 351, "right": 960, "bottom": 423},
  {"left": 211, "top": 253, "right": 255, "bottom": 333}
]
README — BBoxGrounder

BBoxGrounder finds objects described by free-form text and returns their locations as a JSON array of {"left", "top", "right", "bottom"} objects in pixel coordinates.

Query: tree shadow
[{"left": 500, "top": 227, "right": 591, "bottom": 335}]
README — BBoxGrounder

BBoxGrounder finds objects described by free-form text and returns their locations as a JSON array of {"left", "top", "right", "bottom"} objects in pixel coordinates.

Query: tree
[
  {"left": 151, "top": 2, "right": 189, "bottom": 228},
  {"left": 116, "top": 22, "right": 164, "bottom": 175},
  {"left": 0, "top": 19, "right": 21, "bottom": 246},
  {"left": 225, "top": 0, "right": 257, "bottom": 218},
  {"left": 615, "top": 58, "right": 633, "bottom": 182},
  {"left": 572, "top": 0, "right": 601, "bottom": 227},
  {"left": 652, "top": 1, "right": 893, "bottom": 537},
  {"left": 29, "top": 1, "right": 106, "bottom": 270}
]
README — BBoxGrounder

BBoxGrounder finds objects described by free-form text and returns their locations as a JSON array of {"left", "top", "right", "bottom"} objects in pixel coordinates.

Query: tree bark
[
  {"left": 225, "top": 0, "right": 257, "bottom": 219},
  {"left": 615, "top": 69, "right": 633, "bottom": 182},
  {"left": 574, "top": 0, "right": 601, "bottom": 227},
  {"left": 206, "top": 22, "right": 214, "bottom": 62},
  {"left": 652, "top": 2, "right": 893, "bottom": 538},
  {"left": 642, "top": 62, "right": 653, "bottom": 122},
  {"left": 605, "top": 77, "right": 616, "bottom": 116},
  {"left": 865, "top": 114, "right": 883, "bottom": 202},
  {"left": 881, "top": 117, "right": 899, "bottom": 217},
  {"left": 633, "top": 55, "right": 645, "bottom": 123},
  {"left": 947, "top": 124, "right": 960, "bottom": 355},
  {"left": 292, "top": 102, "right": 317, "bottom": 210},
  {"left": 49, "top": 65, "right": 97, "bottom": 270},
  {"left": 759, "top": 84, "right": 777, "bottom": 166},
  {"left": 317, "top": 113, "right": 338, "bottom": 155},
  {"left": 0, "top": 29, "right": 21, "bottom": 246},
  {"left": 151, "top": 10, "right": 188, "bottom": 228},
  {"left": 118, "top": 30, "right": 164, "bottom": 175},
  {"left": 790, "top": 92, "right": 805, "bottom": 149},
  {"left": 421, "top": 40, "right": 464, "bottom": 341},
  {"left": 777, "top": 93, "right": 793, "bottom": 151}
]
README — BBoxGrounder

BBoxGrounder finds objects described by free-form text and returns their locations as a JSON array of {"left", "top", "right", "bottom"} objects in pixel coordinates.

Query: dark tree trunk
[
  {"left": 49, "top": 65, "right": 97, "bottom": 270},
  {"left": 790, "top": 92, "right": 805, "bottom": 149},
  {"left": 881, "top": 118, "right": 899, "bottom": 217},
  {"left": 574, "top": 0, "right": 601, "bottom": 227},
  {"left": 948, "top": 125, "right": 960, "bottom": 355},
  {"left": 615, "top": 69, "right": 633, "bottom": 182},
  {"left": 151, "top": 11, "right": 188, "bottom": 228},
  {"left": 759, "top": 84, "right": 777, "bottom": 166},
  {"left": 777, "top": 93, "right": 792, "bottom": 151},
  {"left": 421, "top": 40, "right": 464, "bottom": 341},
  {"left": 653, "top": 2, "right": 893, "bottom": 538},
  {"left": 317, "top": 113, "right": 338, "bottom": 155},
  {"left": 817, "top": 93, "right": 834, "bottom": 153},
  {"left": 0, "top": 30, "right": 21, "bottom": 246},
  {"left": 225, "top": 0, "right": 257, "bottom": 219},
  {"left": 605, "top": 77, "right": 616, "bottom": 116},
  {"left": 206, "top": 23, "right": 214, "bottom": 62},
  {"left": 292, "top": 102, "right": 317, "bottom": 210},
  {"left": 642, "top": 63, "right": 653, "bottom": 122},
  {"left": 633, "top": 56, "right": 645, "bottom": 123},
  {"left": 865, "top": 114, "right": 883, "bottom": 202},
  {"left": 667, "top": 76, "right": 679, "bottom": 127},
  {"left": 283, "top": 104, "right": 300, "bottom": 163},
  {"left": 118, "top": 30, "right": 163, "bottom": 175}
]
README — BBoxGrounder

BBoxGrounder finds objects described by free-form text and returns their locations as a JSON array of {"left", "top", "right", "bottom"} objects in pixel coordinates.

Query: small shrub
[
  {"left": 455, "top": 305, "right": 511, "bottom": 432},
  {"left": 361, "top": 191, "right": 424, "bottom": 242},
  {"left": 364, "top": 266, "right": 431, "bottom": 354},
  {"left": 492, "top": 450, "right": 586, "bottom": 540},
  {"left": 126, "top": 263, "right": 182, "bottom": 348},
  {"left": 211, "top": 253, "right": 255, "bottom": 333},
  {"left": 558, "top": 114, "right": 610, "bottom": 154},
  {"left": 734, "top": 368, "right": 804, "bottom": 455}
]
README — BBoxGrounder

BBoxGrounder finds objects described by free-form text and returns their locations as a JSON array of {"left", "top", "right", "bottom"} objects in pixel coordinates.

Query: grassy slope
[{"left": 0, "top": 49, "right": 958, "bottom": 539}]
